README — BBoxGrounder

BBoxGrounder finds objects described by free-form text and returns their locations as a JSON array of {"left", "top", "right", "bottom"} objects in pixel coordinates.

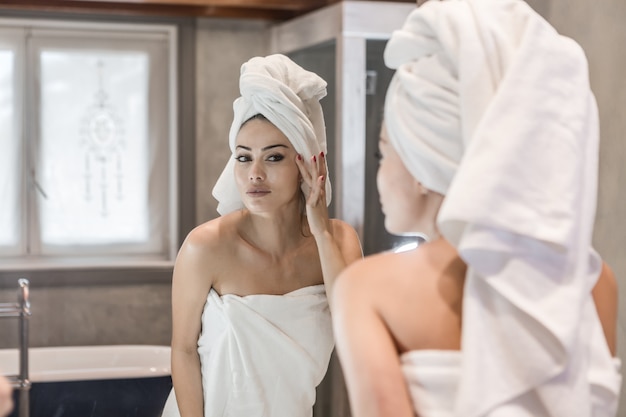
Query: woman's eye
[
  {"left": 235, "top": 155, "right": 251, "bottom": 163},
  {"left": 267, "top": 154, "right": 284, "bottom": 162}
]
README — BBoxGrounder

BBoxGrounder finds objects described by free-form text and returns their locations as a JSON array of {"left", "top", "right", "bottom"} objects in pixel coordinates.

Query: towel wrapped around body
[
  {"left": 383, "top": 0, "right": 621, "bottom": 416},
  {"left": 161, "top": 284, "right": 333, "bottom": 417}
]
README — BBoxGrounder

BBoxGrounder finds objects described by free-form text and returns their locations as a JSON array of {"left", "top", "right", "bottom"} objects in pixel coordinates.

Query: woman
[
  {"left": 162, "top": 54, "right": 362, "bottom": 417},
  {"left": 332, "top": 1, "right": 621, "bottom": 417}
]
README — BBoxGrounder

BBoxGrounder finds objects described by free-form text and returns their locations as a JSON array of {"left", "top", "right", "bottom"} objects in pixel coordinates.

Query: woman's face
[
  {"left": 376, "top": 123, "right": 427, "bottom": 235},
  {"left": 234, "top": 118, "right": 301, "bottom": 214}
]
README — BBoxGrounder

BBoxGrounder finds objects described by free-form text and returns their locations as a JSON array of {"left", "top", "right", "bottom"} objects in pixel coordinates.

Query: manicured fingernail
[
  {"left": 297, "top": 154, "right": 302, "bottom": 161},
  {"left": 320, "top": 151, "right": 325, "bottom": 158},
  {"left": 313, "top": 155, "right": 317, "bottom": 162},
  {"left": 320, "top": 175, "right": 325, "bottom": 182}
]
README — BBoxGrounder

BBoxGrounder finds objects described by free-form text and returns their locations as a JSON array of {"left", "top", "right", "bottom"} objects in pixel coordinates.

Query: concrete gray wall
[
  {"left": 195, "top": 18, "right": 270, "bottom": 223},
  {"left": 0, "top": 282, "right": 171, "bottom": 347}
]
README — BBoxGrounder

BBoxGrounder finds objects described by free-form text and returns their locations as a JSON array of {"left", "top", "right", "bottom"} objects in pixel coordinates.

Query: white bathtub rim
[{"left": 0, "top": 344, "right": 171, "bottom": 382}]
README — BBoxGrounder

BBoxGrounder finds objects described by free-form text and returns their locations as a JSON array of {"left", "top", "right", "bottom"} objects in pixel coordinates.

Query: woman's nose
[{"left": 249, "top": 161, "right": 265, "bottom": 181}]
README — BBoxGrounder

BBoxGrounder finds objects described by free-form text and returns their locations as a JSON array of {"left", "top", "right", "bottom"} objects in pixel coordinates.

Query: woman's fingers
[
  {"left": 296, "top": 152, "right": 327, "bottom": 207},
  {"left": 310, "top": 154, "right": 320, "bottom": 183},
  {"left": 319, "top": 151, "right": 327, "bottom": 179},
  {"left": 309, "top": 174, "right": 324, "bottom": 205},
  {"left": 296, "top": 154, "right": 314, "bottom": 185},
  {"left": 295, "top": 153, "right": 323, "bottom": 185},
  {"left": 307, "top": 155, "right": 321, "bottom": 206}
]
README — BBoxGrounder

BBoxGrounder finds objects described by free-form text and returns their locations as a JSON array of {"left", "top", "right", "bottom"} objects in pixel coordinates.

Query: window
[{"left": 0, "top": 19, "right": 178, "bottom": 270}]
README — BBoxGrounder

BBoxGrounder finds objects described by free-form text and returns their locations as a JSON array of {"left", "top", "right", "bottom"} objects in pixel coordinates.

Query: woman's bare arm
[
  {"left": 314, "top": 220, "right": 363, "bottom": 305},
  {"left": 296, "top": 153, "right": 363, "bottom": 304},
  {"left": 592, "top": 261, "right": 618, "bottom": 356},
  {"left": 332, "top": 259, "right": 415, "bottom": 417},
  {"left": 171, "top": 227, "right": 215, "bottom": 417}
]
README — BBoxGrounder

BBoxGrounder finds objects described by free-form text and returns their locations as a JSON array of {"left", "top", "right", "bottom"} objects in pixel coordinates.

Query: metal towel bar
[{"left": 0, "top": 279, "right": 31, "bottom": 417}]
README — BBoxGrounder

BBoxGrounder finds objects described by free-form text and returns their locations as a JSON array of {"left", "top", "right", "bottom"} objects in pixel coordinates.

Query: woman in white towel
[
  {"left": 162, "top": 54, "right": 362, "bottom": 417},
  {"left": 332, "top": 1, "right": 621, "bottom": 417}
]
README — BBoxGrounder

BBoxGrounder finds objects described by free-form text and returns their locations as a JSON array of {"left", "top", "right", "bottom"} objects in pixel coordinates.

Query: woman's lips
[{"left": 247, "top": 189, "right": 270, "bottom": 197}]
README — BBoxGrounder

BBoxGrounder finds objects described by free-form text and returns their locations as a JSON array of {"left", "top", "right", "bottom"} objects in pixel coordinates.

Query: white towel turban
[
  {"left": 384, "top": 0, "right": 619, "bottom": 416},
  {"left": 384, "top": 29, "right": 462, "bottom": 195},
  {"left": 212, "top": 54, "right": 331, "bottom": 215}
]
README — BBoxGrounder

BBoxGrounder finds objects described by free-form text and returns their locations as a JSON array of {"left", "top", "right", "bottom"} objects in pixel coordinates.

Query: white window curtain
[{"left": 0, "top": 21, "right": 177, "bottom": 269}]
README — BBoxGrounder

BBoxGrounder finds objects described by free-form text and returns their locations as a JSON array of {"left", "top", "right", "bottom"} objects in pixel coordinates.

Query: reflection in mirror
[
  {"left": 364, "top": 40, "right": 425, "bottom": 256},
  {"left": 163, "top": 53, "right": 362, "bottom": 417},
  {"left": 288, "top": 39, "right": 426, "bottom": 417},
  {"left": 289, "top": 41, "right": 340, "bottom": 417}
]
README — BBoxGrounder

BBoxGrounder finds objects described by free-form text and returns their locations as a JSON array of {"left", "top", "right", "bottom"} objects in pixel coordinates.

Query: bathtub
[{"left": 0, "top": 345, "right": 172, "bottom": 417}]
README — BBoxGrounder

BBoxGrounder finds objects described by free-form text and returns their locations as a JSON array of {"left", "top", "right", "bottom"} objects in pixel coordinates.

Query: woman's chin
[{"left": 383, "top": 219, "right": 404, "bottom": 236}]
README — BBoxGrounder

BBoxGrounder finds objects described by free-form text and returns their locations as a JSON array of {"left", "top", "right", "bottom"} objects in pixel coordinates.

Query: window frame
[
  {"left": 0, "top": 17, "right": 180, "bottom": 271},
  {"left": 0, "top": 27, "right": 26, "bottom": 257}
]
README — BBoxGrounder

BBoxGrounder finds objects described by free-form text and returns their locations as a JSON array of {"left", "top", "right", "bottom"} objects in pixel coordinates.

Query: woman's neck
[{"left": 239, "top": 206, "right": 308, "bottom": 258}]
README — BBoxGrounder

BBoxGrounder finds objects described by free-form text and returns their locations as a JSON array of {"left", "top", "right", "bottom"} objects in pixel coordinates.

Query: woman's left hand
[
  {"left": 0, "top": 375, "right": 13, "bottom": 417},
  {"left": 296, "top": 152, "right": 331, "bottom": 237}
]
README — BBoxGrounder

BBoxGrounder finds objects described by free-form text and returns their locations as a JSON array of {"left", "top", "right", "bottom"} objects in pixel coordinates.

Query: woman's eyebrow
[
  {"left": 235, "top": 144, "right": 289, "bottom": 151},
  {"left": 262, "top": 144, "right": 289, "bottom": 151}
]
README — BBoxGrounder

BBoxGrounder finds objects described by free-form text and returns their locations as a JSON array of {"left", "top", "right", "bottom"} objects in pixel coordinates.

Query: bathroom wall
[
  {"left": 0, "top": 15, "right": 269, "bottom": 350},
  {"left": 525, "top": 0, "right": 626, "bottom": 414},
  {"left": 195, "top": 18, "right": 271, "bottom": 223},
  {"left": 0, "top": 12, "right": 193, "bottom": 350},
  {"left": 0, "top": 279, "right": 171, "bottom": 347}
]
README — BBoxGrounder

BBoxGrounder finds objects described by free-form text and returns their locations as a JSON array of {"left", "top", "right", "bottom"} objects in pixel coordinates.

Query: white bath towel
[
  {"left": 401, "top": 350, "right": 461, "bottom": 417},
  {"left": 384, "top": 1, "right": 621, "bottom": 416},
  {"left": 400, "top": 348, "right": 621, "bottom": 417},
  {"left": 212, "top": 54, "right": 331, "bottom": 215},
  {"left": 161, "top": 284, "right": 333, "bottom": 417}
]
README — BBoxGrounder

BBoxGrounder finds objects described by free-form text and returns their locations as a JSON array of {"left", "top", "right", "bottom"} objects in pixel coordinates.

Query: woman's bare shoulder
[
  {"left": 175, "top": 213, "right": 244, "bottom": 278},
  {"left": 329, "top": 218, "right": 358, "bottom": 236},
  {"left": 334, "top": 241, "right": 461, "bottom": 299},
  {"left": 172, "top": 213, "right": 248, "bottom": 295},
  {"left": 331, "top": 250, "right": 421, "bottom": 324},
  {"left": 333, "top": 243, "right": 464, "bottom": 351},
  {"left": 183, "top": 213, "right": 241, "bottom": 250},
  {"left": 329, "top": 219, "right": 363, "bottom": 251},
  {"left": 334, "top": 250, "right": 420, "bottom": 295}
]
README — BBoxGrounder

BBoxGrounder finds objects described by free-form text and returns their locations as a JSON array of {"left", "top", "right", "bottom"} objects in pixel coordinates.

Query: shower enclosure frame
[
  {"left": 270, "top": 1, "right": 415, "bottom": 239},
  {"left": 270, "top": 3, "right": 416, "bottom": 416}
]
